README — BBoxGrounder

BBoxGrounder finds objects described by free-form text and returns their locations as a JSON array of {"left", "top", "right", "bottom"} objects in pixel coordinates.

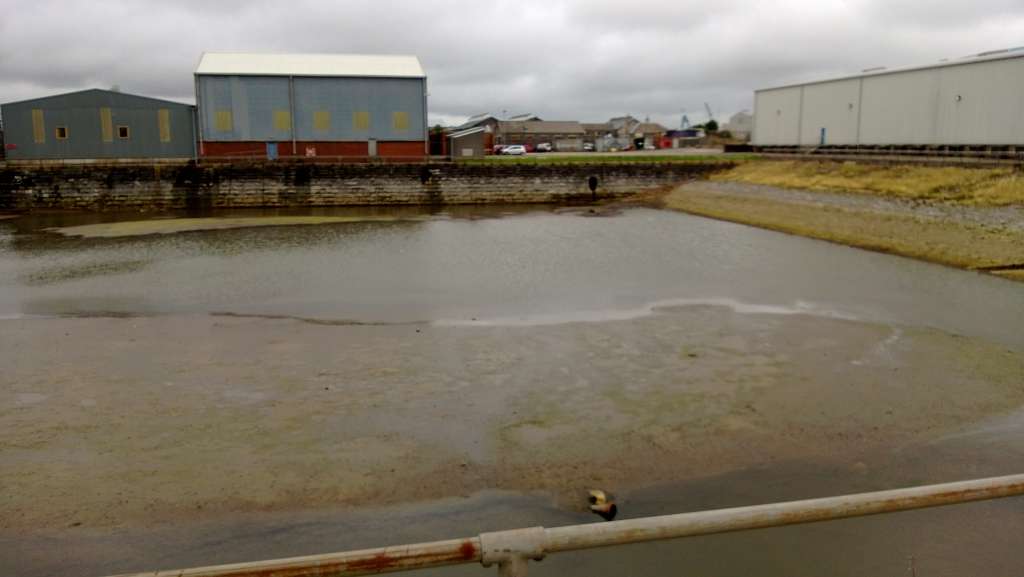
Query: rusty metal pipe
[
  {"left": 108, "top": 537, "right": 481, "bottom": 577},
  {"left": 543, "top": 473, "right": 1024, "bottom": 552},
  {"left": 105, "top": 474, "right": 1024, "bottom": 577}
]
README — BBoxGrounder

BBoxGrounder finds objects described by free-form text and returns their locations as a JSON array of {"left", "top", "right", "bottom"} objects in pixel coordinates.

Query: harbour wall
[{"left": 0, "top": 161, "right": 730, "bottom": 211}]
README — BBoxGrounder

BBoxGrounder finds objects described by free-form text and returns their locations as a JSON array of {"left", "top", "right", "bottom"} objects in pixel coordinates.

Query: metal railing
[{"left": 108, "top": 473, "right": 1024, "bottom": 577}]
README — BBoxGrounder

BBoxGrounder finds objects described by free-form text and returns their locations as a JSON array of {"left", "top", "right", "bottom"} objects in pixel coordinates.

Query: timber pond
[{"left": 1, "top": 205, "right": 1023, "bottom": 577}]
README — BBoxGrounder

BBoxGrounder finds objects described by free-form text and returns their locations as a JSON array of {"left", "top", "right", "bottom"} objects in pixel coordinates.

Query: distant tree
[{"left": 705, "top": 119, "right": 719, "bottom": 133}]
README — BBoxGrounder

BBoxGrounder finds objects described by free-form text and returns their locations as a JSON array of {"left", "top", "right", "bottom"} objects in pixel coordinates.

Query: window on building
[
  {"left": 313, "top": 110, "right": 331, "bottom": 132},
  {"left": 100, "top": 108, "right": 113, "bottom": 142},
  {"left": 118, "top": 126, "right": 130, "bottom": 139},
  {"left": 31, "top": 109, "right": 45, "bottom": 143},
  {"left": 273, "top": 110, "right": 291, "bottom": 131},
  {"left": 158, "top": 109, "right": 172, "bottom": 142},
  {"left": 353, "top": 111, "right": 370, "bottom": 131},
  {"left": 215, "top": 110, "right": 233, "bottom": 132},
  {"left": 55, "top": 126, "right": 68, "bottom": 140},
  {"left": 392, "top": 111, "right": 409, "bottom": 131}
]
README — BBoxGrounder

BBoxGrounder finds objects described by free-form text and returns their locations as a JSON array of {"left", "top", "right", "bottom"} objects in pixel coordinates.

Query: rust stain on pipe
[
  {"left": 105, "top": 475, "right": 1024, "bottom": 577},
  {"left": 110, "top": 538, "right": 480, "bottom": 577}
]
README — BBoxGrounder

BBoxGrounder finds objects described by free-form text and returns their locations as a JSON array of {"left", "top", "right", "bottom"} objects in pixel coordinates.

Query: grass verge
[
  {"left": 459, "top": 154, "right": 756, "bottom": 165},
  {"left": 664, "top": 183, "right": 1024, "bottom": 280},
  {"left": 713, "top": 160, "right": 1024, "bottom": 206}
]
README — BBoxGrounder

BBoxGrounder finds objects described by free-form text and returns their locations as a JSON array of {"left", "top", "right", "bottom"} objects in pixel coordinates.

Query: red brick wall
[
  {"left": 201, "top": 141, "right": 426, "bottom": 159},
  {"left": 200, "top": 142, "right": 268, "bottom": 157},
  {"left": 285, "top": 142, "right": 368, "bottom": 157},
  {"left": 378, "top": 141, "right": 427, "bottom": 157}
]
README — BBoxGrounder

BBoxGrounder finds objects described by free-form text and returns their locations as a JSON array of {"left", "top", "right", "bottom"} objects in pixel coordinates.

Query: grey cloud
[{"left": 2, "top": 0, "right": 1023, "bottom": 127}]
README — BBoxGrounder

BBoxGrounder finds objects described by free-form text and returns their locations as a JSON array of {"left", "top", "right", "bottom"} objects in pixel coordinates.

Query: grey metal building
[
  {"left": 0, "top": 89, "right": 196, "bottom": 161},
  {"left": 195, "top": 53, "right": 428, "bottom": 158},
  {"left": 753, "top": 48, "right": 1024, "bottom": 147},
  {"left": 495, "top": 121, "right": 586, "bottom": 151}
]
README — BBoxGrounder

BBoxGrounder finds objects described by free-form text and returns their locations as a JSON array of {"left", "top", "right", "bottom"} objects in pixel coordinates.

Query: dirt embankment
[{"left": 664, "top": 161, "right": 1024, "bottom": 280}]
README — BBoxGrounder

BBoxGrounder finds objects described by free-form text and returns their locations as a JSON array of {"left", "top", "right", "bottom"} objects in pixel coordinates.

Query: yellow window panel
[
  {"left": 100, "top": 108, "right": 113, "bottom": 142},
  {"left": 31, "top": 109, "right": 45, "bottom": 144},
  {"left": 273, "top": 110, "right": 291, "bottom": 131},
  {"left": 215, "top": 110, "right": 233, "bottom": 132},
  {"left": 313, "top": 110, "right": 331, "bottom": 131},
  {"left": 392, "top": 111, "right": 409, "bottom": 131},
  {"left": 353, "top": 111, "right": 370, "bottom": 131},
  {"left": 158, "top": 109, "right": 171, "bottom": 142}
]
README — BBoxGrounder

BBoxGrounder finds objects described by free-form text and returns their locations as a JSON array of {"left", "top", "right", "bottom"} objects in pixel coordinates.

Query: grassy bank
[
  {"left": 714, "top": 160, "right": 1024, "bottom": 206},
  {"left": 665, "top": 183, "right": 1024, "bottom": 273}
]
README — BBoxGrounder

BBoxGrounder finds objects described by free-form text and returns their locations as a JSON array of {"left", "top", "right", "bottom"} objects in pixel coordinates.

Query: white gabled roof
[
  {"left": 195, "top": 52, "right": 425, "bottom": 78},
  {"left": 448, "top": 126, "right": 487, "bottom": 139}
]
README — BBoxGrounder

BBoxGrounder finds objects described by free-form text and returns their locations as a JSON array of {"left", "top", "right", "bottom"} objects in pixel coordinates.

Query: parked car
[
  {"left": 492, "top": 144, "right": 507, "bottom": 155},
  {"left": 501, "top": 145, "right": 527, "bottom": 156},
  {"left": 582, "top": 143, "right": 594, "bottom": 152},
  {"left": 535, "top": 142, "right": 553, "bottom": 152},
  {"left": 644, "top": 144, "right": 657, "bottom": 150}
]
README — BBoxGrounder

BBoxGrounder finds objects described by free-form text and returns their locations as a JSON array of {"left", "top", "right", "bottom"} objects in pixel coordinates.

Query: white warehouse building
[{"left": 753, "top": 48, "right": 1024, "bottom": 147}]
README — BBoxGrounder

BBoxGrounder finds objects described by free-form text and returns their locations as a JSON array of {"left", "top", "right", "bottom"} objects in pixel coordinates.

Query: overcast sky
[{"left": 2, "top": 0, "right": 1023, "bottom": 128}]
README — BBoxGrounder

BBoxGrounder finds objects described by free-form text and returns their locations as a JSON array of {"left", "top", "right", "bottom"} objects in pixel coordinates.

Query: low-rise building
[
  {"left": 632, "top": 122, "right": 669, "bottom": 149},
  {"left": 0, "top": 88, "right": 196, "bottom": 161},
  {"left": 448, "top": 126, "right": 489, "bottom": 157},
  {"left": 495, "top": 120, "right": 585, "bottom": 151},
  {"left": 723, "top": 111, "right": 753, "bottom": 141},
  {"left": 195, "top": 52, "right": 428, "bottom": 159},
  {"left": 453, "top": 113, "right": 500, "bottom": 132},
  {"left": 582, "top": 122, "right": 626, "bottom": 151}
]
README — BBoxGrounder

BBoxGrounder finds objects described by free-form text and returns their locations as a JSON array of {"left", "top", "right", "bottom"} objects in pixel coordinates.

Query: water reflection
[{"left": 1, "top": 206, "right": 1021, "bottom": 346}]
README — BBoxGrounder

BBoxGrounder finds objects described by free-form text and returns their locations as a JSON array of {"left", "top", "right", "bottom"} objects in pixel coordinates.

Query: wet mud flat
[
  {"left": 2, "top": 205, "right": 1024, "bottom": 576},
  {"left": 3, "top": 306, "right": 1024, "bottom": 576}
]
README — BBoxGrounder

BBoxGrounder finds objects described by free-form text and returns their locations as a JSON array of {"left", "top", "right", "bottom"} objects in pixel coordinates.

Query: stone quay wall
[{"left": 0, "top": 161, "right": 732, "bottom": 211}]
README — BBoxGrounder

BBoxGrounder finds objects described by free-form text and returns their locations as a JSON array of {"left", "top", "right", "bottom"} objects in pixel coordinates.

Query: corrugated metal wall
[
  {"left": 0, "top": 89, "right": 195, "bottom": 160},
  {"left": 800, "top": 79, "right": 861, "bottom": 145},
  {"left": 752, "top": 87, "right": 801, "bottom": 145},
  {"left": 753, "top": 55, "right": 1024, "bottom": 146},
  {"left": 197, "top": 76, "right": 426, "bottom": 142}
]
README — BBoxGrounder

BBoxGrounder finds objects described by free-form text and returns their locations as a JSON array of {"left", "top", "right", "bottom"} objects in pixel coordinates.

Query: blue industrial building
[
  {"left": 0, "top": 89, "right": 196, "bottom": 161},
  {"left": 195, "top": 53, "right": 428, "bottom": 158}
]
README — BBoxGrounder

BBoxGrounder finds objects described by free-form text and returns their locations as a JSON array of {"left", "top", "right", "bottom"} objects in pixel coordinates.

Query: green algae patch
[{"left": 48, "top": 215, "right": 422, "bottom": 238}]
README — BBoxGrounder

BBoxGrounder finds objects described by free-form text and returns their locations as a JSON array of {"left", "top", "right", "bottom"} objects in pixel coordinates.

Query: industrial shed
[
  {"left": 195, "top": 53, "right": 427, "bottom": 159},
  {"left": 448, "top": 126, "right": 489, "bottom": 158},
  {"left": 753, "top": 48, "right": 1024, "bottom": 147},
  {"left": 0, "top": 89, "right": 195, "bottom": 161},
  {"left": 495, "top": 121, "right": 585, "bottom": 151}
]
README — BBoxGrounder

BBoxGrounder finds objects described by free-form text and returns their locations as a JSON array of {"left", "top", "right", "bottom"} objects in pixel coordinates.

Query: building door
[
  {"left": 266, "top": 142, "right": 278, "bottom": 160},
  {"left": 368, "top": 139, "right": 377, "bottom": 157}
]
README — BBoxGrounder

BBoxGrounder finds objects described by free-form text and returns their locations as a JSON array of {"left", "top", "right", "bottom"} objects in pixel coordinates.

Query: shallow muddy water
[
  {"left": 1, "top": 206, "right": 1022, "bottom": 345},
  {"left": 1, "top": 206, "right": 1023, "bottom": 577}
]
